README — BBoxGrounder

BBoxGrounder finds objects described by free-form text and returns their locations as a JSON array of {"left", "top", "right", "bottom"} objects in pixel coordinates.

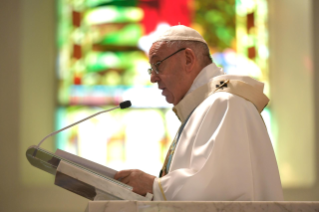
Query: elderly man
[{"left": 115, "top": 25, "right": 283, "bottom": 201}]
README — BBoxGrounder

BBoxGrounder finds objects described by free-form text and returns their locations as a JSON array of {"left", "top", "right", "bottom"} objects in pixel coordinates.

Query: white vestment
[{"left": 152, "top": 63, "right": 284, "bottom": 201}]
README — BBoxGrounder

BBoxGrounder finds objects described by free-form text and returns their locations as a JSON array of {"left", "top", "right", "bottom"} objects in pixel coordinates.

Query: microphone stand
[{"left": 33, "top": 101, "right": 131, "bottom": 157}]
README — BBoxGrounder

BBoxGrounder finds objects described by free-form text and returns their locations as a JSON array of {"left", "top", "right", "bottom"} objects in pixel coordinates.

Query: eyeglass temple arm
[{"left": 160, "top": 48, "right": 186, "bottom": 63}]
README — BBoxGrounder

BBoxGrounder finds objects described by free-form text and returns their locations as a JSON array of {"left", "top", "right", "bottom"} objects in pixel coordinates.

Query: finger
[
  {"left": 114, "top": 170, "right": 132, "bottom": 180},
  {"left": 132, "top": 186, "right": 145, "bottom": 196},
  {"left": 120, "top": 176, "right": 130, "bottom": 185}
]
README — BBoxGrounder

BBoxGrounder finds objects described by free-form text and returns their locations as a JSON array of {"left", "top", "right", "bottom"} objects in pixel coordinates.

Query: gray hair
[{"left": 162, "top": 40, "right": 213, "bottom": 68}]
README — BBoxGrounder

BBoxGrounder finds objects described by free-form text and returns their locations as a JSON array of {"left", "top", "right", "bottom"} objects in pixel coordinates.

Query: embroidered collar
[{"left": 173, "top": 66, "right": 269, "bottom": 123}]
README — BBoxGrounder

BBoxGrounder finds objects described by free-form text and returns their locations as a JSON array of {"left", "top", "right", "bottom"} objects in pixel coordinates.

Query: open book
[
  {"left": 55, "top": 149, "right": 117, "bottom": 179},
  {"left": 26, "top": 145, "right": 153, "bottom": 201}
]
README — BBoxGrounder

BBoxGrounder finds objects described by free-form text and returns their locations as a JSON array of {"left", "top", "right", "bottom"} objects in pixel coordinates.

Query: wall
[
  {"left": 0, "top": 0, "right": 87, "bottom": 211},
  {"left": 269, "top": 0, "right": 319, "bottom": 200}
]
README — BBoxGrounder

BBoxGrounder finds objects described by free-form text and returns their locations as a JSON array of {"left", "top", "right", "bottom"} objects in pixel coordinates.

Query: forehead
[{"left": 148, "top": 42, "right": 170, "bottom": 62}]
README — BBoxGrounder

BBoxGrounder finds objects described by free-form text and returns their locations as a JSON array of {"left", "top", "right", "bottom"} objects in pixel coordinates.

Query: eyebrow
[{"left": 149, "top": 54, "right": 160, "bottom": 63}]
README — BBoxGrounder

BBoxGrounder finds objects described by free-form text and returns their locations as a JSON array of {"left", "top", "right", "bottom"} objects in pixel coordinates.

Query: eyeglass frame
[{"left": 148, "top": 48, "right": 186, "bottom": 75}]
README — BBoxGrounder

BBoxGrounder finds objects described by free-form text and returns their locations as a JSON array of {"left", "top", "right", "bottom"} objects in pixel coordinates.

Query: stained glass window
[{"left": 56, "top": 0, "right": 273, "bottom": 177}]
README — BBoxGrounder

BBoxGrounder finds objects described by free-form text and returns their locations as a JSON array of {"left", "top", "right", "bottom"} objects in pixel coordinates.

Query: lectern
[{"left": 26, "top": 145, "right": 153, "bottom": 201}]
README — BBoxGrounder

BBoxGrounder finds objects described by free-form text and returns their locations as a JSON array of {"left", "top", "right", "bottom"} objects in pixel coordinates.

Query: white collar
[
  {"left": 173, "top": 63, "right": 224, "bottom": 122},
  {"left": 186, "top": 63, "right": 224, "bottom": 95}
]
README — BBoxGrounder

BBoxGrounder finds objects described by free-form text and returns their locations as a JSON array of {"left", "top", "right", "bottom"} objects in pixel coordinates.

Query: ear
[{"left": 184, "top": 48, "right": 196, "bottom": 73}]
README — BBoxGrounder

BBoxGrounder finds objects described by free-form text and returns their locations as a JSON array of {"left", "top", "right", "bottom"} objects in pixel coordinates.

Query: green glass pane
[
  {"left": 98, "top": 24, "right": 143, "bottom": 46},
  {"left": 58, "top": 81, "right": 71, "bottom": 105},
  {"left": 56, "top": 0, "right": 72, "bottom": 48},
  {"left": 85, "top": 0, "right": 138, "bottom": 8},
  {"left": 195, "top": 0, "right": 235, "bottom": 51},
  {"left": 85, "top": 51, "right": 146, "bottom": 72},
  {"left": 103, "top": 70, "right": 122, "bottom": 85},
  {"left": 84, "top": 6, "right": 143, "bottom": 24}
]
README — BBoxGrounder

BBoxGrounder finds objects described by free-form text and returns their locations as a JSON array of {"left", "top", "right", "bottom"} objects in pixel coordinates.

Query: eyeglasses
[{"left": 148, "top": 48, "right": 186, "bottom": 75}]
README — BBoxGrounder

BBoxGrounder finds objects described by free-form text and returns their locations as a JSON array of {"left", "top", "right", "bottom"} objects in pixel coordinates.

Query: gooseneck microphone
[
  {"left": 33, "top": 100, "right": 132, "bottom": 156},
  {"left": 119, "top": 101, "right": 131, "bottom": 109}
]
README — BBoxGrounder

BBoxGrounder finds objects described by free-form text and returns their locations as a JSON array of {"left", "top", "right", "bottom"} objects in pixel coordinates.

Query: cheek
[
  {"left": 164, "top": 76, "right": 178, "bottom": 91},
  {"left": 165, "top": 77, "right": 183, "bottom": 100},
  {"left": 162, "top": 62, "right": 185, "bottom": 92}
]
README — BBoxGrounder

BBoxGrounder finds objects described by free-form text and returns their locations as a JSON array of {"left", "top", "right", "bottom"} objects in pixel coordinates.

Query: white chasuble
[{"left": 152, "top": 64, "right": 284, "bottom": 201}]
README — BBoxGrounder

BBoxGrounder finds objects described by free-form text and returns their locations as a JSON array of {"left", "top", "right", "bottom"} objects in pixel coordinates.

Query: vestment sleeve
[{"left": 152, "top": 93, "right": 283, "bottom": 201}]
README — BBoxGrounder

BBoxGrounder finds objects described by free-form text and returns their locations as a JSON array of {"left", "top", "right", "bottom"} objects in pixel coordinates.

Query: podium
[
  {"left": 26, "top": 145, "right": 153, "bottom": 201},
  {"left": 85, "top": 201, "right": 319, "bottom": 212}
]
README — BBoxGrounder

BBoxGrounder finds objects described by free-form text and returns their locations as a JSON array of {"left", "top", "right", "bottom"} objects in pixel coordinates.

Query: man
[{"left": 114, "top": 25, "right": 284, "bottom": 201}]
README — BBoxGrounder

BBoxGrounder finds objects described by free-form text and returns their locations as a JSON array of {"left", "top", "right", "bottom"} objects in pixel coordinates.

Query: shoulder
[
  {"left": 201, "top": 92, "right": 254, "bottom": 111},
  {"left": 191, "top": 92, "right": 259, "bottom": 126}
]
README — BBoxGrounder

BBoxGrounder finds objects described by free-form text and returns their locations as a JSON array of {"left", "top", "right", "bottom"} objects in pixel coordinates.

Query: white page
[{"left": 55, "top": 149, "right": 117, "bottom": 178}]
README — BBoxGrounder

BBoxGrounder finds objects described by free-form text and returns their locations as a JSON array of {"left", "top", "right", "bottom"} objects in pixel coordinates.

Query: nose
[{"left": 150, "top": 71, "right": 159, "bottom": 83}]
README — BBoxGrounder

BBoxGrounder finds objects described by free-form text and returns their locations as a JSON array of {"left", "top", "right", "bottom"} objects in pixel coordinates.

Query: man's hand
[{"left": 114, "top": 169, "right": 156, "bottom": 196}]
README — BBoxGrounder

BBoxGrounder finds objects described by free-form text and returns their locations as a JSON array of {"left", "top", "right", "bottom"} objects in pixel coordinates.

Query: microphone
[
  {"left": 119, "top": 100, "right": 131, "bottom": 109},
  {"left": 33, "top": 100, "right": 132, "bottom": 156}
]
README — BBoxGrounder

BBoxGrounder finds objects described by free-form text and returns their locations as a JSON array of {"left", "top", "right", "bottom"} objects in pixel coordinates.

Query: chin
[{"left": 165, "top": 96, "right": 174, "bottom": 104}]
